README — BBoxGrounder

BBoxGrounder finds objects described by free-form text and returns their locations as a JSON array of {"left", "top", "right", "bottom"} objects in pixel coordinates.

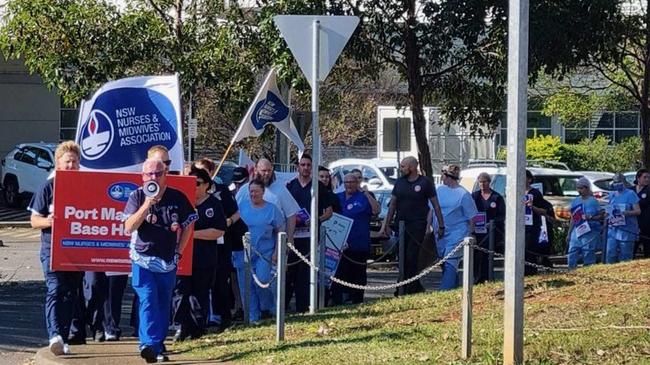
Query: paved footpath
[{"left": 0, "top": 227, "right": 442, "bottom": 365}]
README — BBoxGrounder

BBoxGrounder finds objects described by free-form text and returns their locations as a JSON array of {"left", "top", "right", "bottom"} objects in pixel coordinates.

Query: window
[
  {"left": 497, "top": 111, "right": 551, "bottom": 145},
  {"left": 361, "top": 166, "right": 378, "bottom": 182},
  {"left": 17, "top": 147, "right": 39, "bottom": 165},
  {"left": 60, "top": 99, "right": 79, "bottom": 141},
  {"left": 563, "top": 111, "right": 639, "bottom": 144},
  {"left": 382, "top": 118, "right": 411, "bottom": 152}
]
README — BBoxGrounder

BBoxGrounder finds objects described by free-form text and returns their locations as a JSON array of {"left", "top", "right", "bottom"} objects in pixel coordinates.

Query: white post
[
  {"left": 309, "top": 19, "right": 321, "bottom": 315},
  {"left": 276, "top": 232, "right": 287, "bottom": 342},
  {"left": 461, "top": 237, "right": 474, "bottom": 359},
  {"left": 504, "top": 0, "right": 529, "bottom": 364}
]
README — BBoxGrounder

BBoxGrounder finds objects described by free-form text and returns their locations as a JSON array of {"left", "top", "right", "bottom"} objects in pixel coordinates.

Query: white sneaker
[
  {"left": 49, "top": 335, "right": 64, "bottom": 356},
  {"left": 104, "top": 332, "right": 118, "bottom": 341},
  {"left": 63, "top": 344, "right": 70, "bottom": 355}
]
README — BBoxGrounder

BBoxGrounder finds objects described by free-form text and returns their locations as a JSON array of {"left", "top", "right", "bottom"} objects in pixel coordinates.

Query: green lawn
[{"left": 174, "top": 260, "right": 650, "bottom": 364}]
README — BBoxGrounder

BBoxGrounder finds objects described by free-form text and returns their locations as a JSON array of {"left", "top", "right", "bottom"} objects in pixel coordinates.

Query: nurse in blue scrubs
[
  {"left": 434, "top": 165, "right": 478, "bottom": 290},
  {"left": 239, "top": 179, "right": 285, "bottom": 322}
]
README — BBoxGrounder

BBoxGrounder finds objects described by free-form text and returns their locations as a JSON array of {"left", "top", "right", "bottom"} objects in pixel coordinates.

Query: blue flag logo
[
  {"left": 251, "top": 91, "right": 289, "bottom": 131},
  {"left": 77, "top": 87, "right": 178, "bottom": 169}
]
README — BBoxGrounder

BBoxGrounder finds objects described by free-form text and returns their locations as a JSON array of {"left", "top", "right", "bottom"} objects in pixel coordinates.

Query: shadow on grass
[
  {"left": 492, "top": 278, "right": 576, "bottom": 299},
  {"left": 179, "top": 331, "right": 411, "bottom": 363}
]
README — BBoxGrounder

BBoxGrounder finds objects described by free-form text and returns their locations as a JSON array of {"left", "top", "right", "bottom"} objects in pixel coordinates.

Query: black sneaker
[
  {"left": 67, "top": 336, "right": 86, "bottom": 345},
  {"left": 140, "top": 346, "right": 157, "bottom": 363},
  {"left": 232, "top": 308, "right": 244, "bottom": 321}
]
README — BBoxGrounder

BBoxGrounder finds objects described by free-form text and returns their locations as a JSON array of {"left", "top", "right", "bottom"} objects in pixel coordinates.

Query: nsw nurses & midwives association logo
[{"left": 79, "top": 110, "right": 115, "bottom": 160}]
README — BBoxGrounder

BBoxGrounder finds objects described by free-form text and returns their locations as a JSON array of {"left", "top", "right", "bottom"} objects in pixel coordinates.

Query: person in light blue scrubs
[
  {"left": 567, "top": 177, "right": 604, "bottom": 269},
  {"left": 434, "top": 165, "right": 477, "bottom": 290},
  {"left": 606, "top": 174, "right": 641, "bottom": 264},
  {"left": 238, "top": 179, "right": 285, "bottom": 322}
]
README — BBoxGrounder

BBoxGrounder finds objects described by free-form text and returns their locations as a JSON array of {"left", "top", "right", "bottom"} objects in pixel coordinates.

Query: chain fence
[{"left": 286, "top": 237, "right": 471, "bottom": 291}]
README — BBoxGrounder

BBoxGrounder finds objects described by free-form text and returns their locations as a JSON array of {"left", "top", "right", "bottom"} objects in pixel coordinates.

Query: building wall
[{"left": 0, "top": 57, "right": 60, "bottom": 158}]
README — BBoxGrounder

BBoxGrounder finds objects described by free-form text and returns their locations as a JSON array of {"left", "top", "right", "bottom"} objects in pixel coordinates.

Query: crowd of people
[{"left": 29, "top": 141, "right": 650, "bottom": 362}]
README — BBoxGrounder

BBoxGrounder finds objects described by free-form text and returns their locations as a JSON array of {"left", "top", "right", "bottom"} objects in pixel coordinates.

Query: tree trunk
[
  {"left": 404, "top": 0, "right": 434, "bottom": 178},
  {"left": 641, "top": 13, "right": 649, "bottom": 169}
]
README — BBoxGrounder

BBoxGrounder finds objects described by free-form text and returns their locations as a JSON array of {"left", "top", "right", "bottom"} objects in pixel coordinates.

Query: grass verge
[{"left": 174, "top": 260, "right": 650, "bottom": 364}]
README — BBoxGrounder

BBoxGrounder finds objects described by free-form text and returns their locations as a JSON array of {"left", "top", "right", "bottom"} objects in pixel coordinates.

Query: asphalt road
[
  {"left": 0, "top": 191, "right": 31, "bottom": 222},
  {"left": 0, "top": 227, "right": 442, "bottom": 365}
]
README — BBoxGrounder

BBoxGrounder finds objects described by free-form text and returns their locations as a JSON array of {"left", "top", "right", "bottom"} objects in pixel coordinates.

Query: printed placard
[
  {"left": 474, "top": 212, "right": 487, "bottom": 234},
  {"left": 51, "top": 170, "right": 195, "bottom": 274},
  {"left": 321, "top": 213, "right": 354, "bottom": 287}
]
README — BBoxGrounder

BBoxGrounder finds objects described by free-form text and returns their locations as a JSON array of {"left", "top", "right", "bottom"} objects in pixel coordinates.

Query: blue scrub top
[
  {"left": 338, "top": 191, "right": 373, "bottom": 252},
  {"left": 436, "top": 185, "right": 478, "bottom": 235},
  {"left": 570, "top": 196, "right": 602, "bottom": 240},
  {"left": 239, "top": 200, "right": 286, "bottom": 257},
  {"left": 608, "top": 189, "right": 640, "bottom": 241}
]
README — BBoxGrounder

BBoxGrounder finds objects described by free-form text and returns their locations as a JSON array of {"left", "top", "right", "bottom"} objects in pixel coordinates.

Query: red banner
[{"left": 51, "top": 170, "right": 195, "bottom": 274}]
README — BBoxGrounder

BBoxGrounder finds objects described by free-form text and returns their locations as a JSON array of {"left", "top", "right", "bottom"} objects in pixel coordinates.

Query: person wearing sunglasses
[
  {"left": 148, "top": 145, "right": 177, "bottom": 175},
  {"left": 124, "top": 158, "right": 197, "bottom": 363},
  {"left": 171, "top": 167, "right": 226, "bottom": 342}
]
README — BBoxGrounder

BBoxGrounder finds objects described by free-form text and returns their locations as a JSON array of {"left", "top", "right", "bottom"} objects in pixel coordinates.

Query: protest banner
[
  {"left": 51, "top": 170, "right": 195, "bottom": 275},
  {"left": 321, "top": 212, "right": 354, "bottom": 286},
  {"left": 75, "top": 75, "right": 184, "bottom": 173}
]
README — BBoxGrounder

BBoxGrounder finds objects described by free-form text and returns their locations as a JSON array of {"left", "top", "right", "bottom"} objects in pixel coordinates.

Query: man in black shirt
[
  {"left": 382, "top": 156, "right": 444, "bottom": 294},
  {"left": 286, "top": 154, "right": 332, "bottom": 312}
]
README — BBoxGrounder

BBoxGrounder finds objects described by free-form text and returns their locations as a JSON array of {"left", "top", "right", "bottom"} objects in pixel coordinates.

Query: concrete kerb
[
  {"left": 34, "top": 338, "right": 231, "bottom": 365},
  {"left": 0, "top": 221, "right": 31, "bottom": 228}
]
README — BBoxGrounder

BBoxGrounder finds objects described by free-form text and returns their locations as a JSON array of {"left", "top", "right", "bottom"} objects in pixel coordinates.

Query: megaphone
[{"left": 143, "top": 181, "right": 160, "bottom": 198}]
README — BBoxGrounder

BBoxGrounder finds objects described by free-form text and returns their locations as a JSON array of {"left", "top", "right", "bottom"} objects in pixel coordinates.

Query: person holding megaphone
[{"left": 124, "top": 158, "right": 197, "bottom": 363}]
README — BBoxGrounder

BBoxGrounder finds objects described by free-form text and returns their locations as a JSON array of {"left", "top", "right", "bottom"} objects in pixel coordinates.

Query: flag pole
[{"left": 213, "top": 141, "right": 236, "bottom": 178}]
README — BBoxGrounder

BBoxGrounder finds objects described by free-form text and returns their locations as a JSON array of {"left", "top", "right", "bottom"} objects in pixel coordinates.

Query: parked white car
[
  {"left": 459, "top": 166, "right": 585, "bottom": 220},
  {"left": 329, "top": 158, "right": 399, "bottom": 192},
  {"left": 1, "top": 142, "right": 56, "bottom": 207}
]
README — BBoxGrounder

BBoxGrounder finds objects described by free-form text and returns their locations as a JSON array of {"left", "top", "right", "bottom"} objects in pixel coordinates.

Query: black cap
[{"left": 232, "top": 167, "right": 249, "bottom": 184}]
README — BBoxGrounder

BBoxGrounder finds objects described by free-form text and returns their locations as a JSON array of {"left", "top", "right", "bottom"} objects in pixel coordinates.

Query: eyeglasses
[
  {"left": 344, "top": 180, "right": 356, "bottom": 184},
  {"left": 163, "top": 160, "right": 171, "bottom": 166},
  {"left": 143, "top": 171, "right": 164, "bottom": 178}
]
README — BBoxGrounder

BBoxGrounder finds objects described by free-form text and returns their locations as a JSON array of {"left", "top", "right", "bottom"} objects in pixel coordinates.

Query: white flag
[
  {"left": 74, "top": 74, "right": 184, "bottom": 173},
  {"left": 231, "top": 68, "right": 305, "bottom": 152}
]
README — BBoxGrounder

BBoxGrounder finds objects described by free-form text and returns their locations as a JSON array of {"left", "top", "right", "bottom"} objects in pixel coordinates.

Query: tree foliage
[{"left": 500, "top": 135, "right": 642, "bottom": 172}]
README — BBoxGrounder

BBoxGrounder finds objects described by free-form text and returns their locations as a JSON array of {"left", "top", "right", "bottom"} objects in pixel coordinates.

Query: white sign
[
  {"left": 274, "top": 15, "right": 359, "bottom": 88},
  {"left": 321, "top": 212, "right": 354, "bottom": 251},
  {"left": 321, "top": 212, "right": 354, "bottom": 287},
  {"left": 188, "top": 118, "right": 198, "bottom": 138}
]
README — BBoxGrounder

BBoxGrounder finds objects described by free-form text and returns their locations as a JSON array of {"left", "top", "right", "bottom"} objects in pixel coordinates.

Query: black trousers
[
  {"left": 330, "top": 250, "right": 368, "bottom": 305},
  {"left": 286, "top": 238, "right": 310, "bottom": 312},
  {"left": 83, "top": 273, "right": 128, "bottom": 337},
  {"left": 402, "top": 221, "right": 426, "bottom": 294},
  {"left": 84, "top": 272, "right": 107, "bottom": 335},
  {"left": 172, "top": 267, "right": 216, "bottom": 336},
  {"left": 635, "top": 229, "right": 650, "bottom": 258},
  {"left": 211, "top": 264, "right": 233, "bottom": 323}
]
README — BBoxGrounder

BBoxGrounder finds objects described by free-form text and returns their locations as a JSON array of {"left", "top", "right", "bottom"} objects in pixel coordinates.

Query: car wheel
[{"left": 3, "top": 179, "right": 21, "bottom": 208}]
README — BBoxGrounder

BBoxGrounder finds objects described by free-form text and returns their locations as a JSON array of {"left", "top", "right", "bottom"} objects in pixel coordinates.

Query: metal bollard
[
  {"left": 318, "top": 228, "right": 326, "bottom": 309},
  {"left": 461, "top": 237, "right": 475, "bottom": 359},
  {"left": 243, "top": 233, "right": 251, "bottom": 325},
  {"left": 398, "top": 220, "right": 405, "bottom": 296},
  {"left": 488, "top": 220, "right": 495, "bottom": 281},
  {"left": 276, "top": 232, "right": 287, "bottom": 342}
]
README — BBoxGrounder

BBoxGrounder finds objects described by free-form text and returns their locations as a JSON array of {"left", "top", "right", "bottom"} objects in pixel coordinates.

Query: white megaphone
[{"left": 143, "top": 181, "right": 160, "bottom": 198}]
